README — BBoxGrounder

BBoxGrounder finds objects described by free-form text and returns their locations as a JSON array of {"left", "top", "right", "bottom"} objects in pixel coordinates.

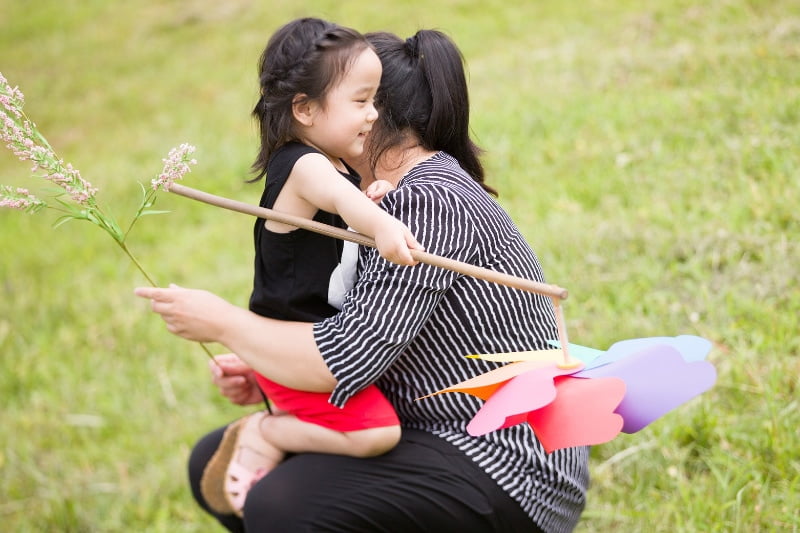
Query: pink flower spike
[
  {"left": 0, "top": 73, "right": 25, "bottom": 116},
  {"left": 151, "top": 143, "right": 197, "bottom": 191},
  {"left": 0, "top": 185, "right": 46, "bottom": 212}
]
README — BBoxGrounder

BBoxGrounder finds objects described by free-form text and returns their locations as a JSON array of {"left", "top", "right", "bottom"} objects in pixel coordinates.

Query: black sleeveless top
[{"left": 249, "top": 142, "right": 360, "bottom": 321}]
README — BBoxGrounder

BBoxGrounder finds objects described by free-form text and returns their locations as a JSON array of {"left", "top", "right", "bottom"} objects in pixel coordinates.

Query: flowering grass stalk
[{"left": 1, "top": 71, "right": 215, "bottom": 361}]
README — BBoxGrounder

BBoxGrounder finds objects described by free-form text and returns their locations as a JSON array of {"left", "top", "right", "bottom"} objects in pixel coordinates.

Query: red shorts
[{"left": 254, "top": 373, "right": 399, "bottom": 432}]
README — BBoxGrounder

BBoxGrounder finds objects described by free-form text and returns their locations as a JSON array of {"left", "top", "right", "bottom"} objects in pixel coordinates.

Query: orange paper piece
[
  {"left": 466, "top": 364, "right": 584, "bottom": 435},
  {"left": 421, "top": 360, "right": 559, "bottom": 401},
  {"left": 527, "top": 376, "right": 626, "bottom": 453}
]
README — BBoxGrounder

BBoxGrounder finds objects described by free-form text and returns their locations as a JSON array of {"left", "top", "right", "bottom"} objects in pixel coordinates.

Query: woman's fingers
[{"left": 134, "top": 286, "right": 169, "bottom": 300}]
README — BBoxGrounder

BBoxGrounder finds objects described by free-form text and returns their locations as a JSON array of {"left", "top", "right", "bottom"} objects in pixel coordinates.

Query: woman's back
[{"left": 316, "top": 152, "right": 588, "bottom": 532}]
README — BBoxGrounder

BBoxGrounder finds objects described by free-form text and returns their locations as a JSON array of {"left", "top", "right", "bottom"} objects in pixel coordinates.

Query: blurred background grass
[{"left": 1, "top": 0, "right": 798, "bottom": 531}]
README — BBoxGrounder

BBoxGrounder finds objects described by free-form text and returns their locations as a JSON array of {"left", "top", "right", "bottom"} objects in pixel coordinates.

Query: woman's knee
[
  {"left": 189, "top": 428, "right": 225, "bottom": 476},
  {"left": 242, "top": 473, "right": 299, "bottom": 530}
]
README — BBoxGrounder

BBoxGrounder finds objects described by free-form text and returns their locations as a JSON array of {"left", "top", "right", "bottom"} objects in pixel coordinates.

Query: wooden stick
[
  {"left": 552, "top": 298, "right": 579, "bottom": 368},
  {"left": 168, "top": 183, "right": 569, "bottom": 300}
]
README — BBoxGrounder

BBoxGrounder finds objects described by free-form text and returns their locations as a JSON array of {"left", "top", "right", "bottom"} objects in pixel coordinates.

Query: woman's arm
[{"left": 134, "top": 284, "right": 337, "bottom": 392}]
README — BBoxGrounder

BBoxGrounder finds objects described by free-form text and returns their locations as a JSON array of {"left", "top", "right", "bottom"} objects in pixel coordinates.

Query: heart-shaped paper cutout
[
  {"left": 527, "top": 376, "right": 626, "bottom": 453},
  {"left": 466, "top": 364, "right": 581, "bottom": 436}
]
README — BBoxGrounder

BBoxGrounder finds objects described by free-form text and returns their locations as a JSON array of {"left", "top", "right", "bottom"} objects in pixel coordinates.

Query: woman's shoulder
[
  {"left": 388, "top": 154, "right": 497, "bottom": 233},
  {"left": 400, "top": 152, "right": 488, "bottom": 201},
  {"left": 404, "top": 152, "right": 471, "bottom": 183}
]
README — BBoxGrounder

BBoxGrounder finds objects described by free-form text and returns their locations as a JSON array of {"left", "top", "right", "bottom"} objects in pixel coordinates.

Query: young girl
[{"left": 199, "top": 18, "right": 421, "bottom": 516}]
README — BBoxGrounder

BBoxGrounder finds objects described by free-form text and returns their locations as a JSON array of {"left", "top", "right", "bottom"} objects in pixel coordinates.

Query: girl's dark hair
[
  {"left": 365, "top": 30, "right": 496, "bottom": 196},
  {"left": 250, "top": 18, "right": 369, "bottom": 182}
]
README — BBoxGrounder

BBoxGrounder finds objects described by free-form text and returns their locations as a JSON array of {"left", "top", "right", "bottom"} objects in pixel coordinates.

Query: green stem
[
  {"left": 123, "top": 190, "right": 153, "bottom": 241},
  {"left": 118, "top": 241, "right": 158, "bottom": 287},
  {"left": 117, "top": 240, "right": 219, "bottom": 364}
]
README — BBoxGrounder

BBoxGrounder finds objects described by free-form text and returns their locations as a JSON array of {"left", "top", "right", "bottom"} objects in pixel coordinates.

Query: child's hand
[
  {"left": 365, "top": 179, "right": 395, "bottom": 203},
  {"left": 372, "top": 215, "right": 424, "bottom": 266}
]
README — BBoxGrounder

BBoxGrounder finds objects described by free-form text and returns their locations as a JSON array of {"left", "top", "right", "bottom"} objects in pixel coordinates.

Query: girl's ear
[{"left": 292, "top": 94, "right": 315, "bottom": 126}]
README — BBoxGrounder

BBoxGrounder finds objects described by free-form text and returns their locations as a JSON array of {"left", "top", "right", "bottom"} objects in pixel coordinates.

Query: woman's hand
[
  {"left": 210, "top": 353, "right": 264, "bottom": 406},
  {"left": 134, "top": 284, "right": 237, "bottom": 343},
  {"left": 135, "top": 284, "right": 337, "bottom": 392}
]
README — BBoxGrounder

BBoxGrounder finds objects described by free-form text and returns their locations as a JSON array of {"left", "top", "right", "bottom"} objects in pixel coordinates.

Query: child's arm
[{"left": 287, "top": 153, "right": 423, "bottom": 266}]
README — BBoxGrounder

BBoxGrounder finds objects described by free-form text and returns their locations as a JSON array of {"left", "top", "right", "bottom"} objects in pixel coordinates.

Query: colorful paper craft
[
  {"left": 573, "top": 334, "right": 713, "bottom": 370},
  {"left": 427, "top": 335, "right": 716, "bottom": 452},
  {"left": 574, "top": 343, "right": 716, "bottom": 433},
  {"left": 466, "top": 362, "right": 586, "bottom": 435}
]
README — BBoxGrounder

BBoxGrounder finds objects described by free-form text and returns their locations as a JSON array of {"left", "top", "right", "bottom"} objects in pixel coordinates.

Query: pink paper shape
[
  {"left": 576, "top": 344, "right": 717, "bottom": 433},
  {"left": 466, "top": 364, "right": 579, "bottom": 436},
  {"left": 423, "top": 360, "right": 560, "bottom": 401},
  {"left": 527, "top": 376, "right": 626, "bottom": 453}
]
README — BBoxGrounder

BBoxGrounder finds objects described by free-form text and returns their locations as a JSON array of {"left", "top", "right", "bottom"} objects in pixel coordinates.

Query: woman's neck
[{"left": 374, "top": 143, "right": 437, "bottom": 187}]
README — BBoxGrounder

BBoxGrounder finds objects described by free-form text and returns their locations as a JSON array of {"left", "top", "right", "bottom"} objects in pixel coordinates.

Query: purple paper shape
[
  {"left": 467, "top": 364, "right": 579, "bottom": 436},
  {"left": 576, "top": 344, "right": 717, "bottom": 433},
  {"left": 585, "top": 335, "right": 712, "bottom": 370}
]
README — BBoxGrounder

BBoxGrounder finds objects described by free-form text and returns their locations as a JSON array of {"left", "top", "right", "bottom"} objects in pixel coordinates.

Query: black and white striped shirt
[{"left": 314, "top": 152, "right": 589, "bottom": 532}]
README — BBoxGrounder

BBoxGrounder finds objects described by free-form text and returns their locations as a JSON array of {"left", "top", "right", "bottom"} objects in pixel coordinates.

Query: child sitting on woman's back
[{"left": 199, "top": 17, "right": 422, "bottom": 517}]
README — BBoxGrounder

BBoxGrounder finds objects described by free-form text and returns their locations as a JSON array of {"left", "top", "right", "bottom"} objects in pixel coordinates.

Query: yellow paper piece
[{"left": 467, "top": 349, "right": 565, "bottom": 363}]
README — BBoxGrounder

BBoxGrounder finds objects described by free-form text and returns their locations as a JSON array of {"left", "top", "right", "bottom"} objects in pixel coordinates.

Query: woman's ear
[{"left": 292, "top": 94, "right": 315, "bottom": 126}]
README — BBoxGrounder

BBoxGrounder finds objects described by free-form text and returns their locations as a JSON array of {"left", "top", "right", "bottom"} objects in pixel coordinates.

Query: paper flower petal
[
  {"left": 576, "top": 344, "right": 717, "bottom": 433},
  {"left": 527, "top": 376, "right": 626, "bottom": 453},
  {"left": 546, "top": 341, "right": 606, "bottom": 363},
  {"left": 585, "top": 335, "right": 712, "bottom": 370},
  {"left": 420, "top": 360, "right": 556, "bottom": 401},
  {"left": 466, "top": 364, "right": 581, "bottom": 436},
  {"left": 467, "top": 349, "right": 565, "bottom": 363},
  {"left": 606, "top": 335, "right": 712, "bottom": 362}
]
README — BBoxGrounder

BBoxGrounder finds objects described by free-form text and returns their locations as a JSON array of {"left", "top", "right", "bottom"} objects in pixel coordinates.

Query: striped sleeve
[{"left": 315, "top": 178, "right": 475, "bottom": 407}]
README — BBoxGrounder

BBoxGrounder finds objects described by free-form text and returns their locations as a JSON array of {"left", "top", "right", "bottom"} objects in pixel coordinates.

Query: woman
[{"left": 136, "top": 29, "right": 589, "bottom": 533}]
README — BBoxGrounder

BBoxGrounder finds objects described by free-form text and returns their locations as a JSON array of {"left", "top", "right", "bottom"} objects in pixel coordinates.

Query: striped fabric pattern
[{"left": 314, "top": 152, "right": 589, "bottom": 532}]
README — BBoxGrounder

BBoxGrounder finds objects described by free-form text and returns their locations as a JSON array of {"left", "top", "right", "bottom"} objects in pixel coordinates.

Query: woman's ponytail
[{"left": 366, "top": 29, "right": 496, "bottom": 195}]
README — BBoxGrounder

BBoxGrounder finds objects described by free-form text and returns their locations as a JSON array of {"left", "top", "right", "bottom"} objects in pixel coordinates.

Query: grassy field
[{"left": 1, "top": 0, "right": 798, "bottom": 531}]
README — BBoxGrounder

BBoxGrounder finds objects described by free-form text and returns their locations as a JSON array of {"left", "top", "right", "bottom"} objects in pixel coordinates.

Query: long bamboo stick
[{"left": 168, "top": 183, "right": 569, "bottom": 300}]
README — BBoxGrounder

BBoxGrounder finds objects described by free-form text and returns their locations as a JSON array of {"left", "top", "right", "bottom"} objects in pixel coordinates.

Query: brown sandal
[{"left": 200, "top": 412, "right": 281, "bottom": 516}]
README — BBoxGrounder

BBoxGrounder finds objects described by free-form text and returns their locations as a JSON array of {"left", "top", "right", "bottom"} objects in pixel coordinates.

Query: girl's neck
[{"left": 297, "top": 138, "right": 348, "bottom": 173}]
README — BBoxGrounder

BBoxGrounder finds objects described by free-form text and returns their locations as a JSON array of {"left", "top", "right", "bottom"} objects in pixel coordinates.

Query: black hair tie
[{"left": 405, "top": 35, "right": 420, "bottom": 58}]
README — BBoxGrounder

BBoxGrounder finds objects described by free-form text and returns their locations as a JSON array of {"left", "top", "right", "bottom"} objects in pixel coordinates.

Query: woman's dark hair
[
  {"left": 365, "top": 30, "right": 496, "bottom": 196},
  {"left": 250, "top": 18, "right": 370, "bottom": 182}
]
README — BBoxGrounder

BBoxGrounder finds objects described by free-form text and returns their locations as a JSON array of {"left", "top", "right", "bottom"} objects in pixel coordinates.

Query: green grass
[{"left": 2, "top": 0, "right": 798, "bottom": 531}]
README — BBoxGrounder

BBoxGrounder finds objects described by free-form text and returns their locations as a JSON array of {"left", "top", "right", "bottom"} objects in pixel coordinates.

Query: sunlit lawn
[{"left": 1, "top": 1, "right": 798, "bottom": 531}]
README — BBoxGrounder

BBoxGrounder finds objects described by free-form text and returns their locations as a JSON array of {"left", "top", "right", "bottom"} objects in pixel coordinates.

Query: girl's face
[{"left": 301, "top": 48, "right": 381, "bottom": 166}]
